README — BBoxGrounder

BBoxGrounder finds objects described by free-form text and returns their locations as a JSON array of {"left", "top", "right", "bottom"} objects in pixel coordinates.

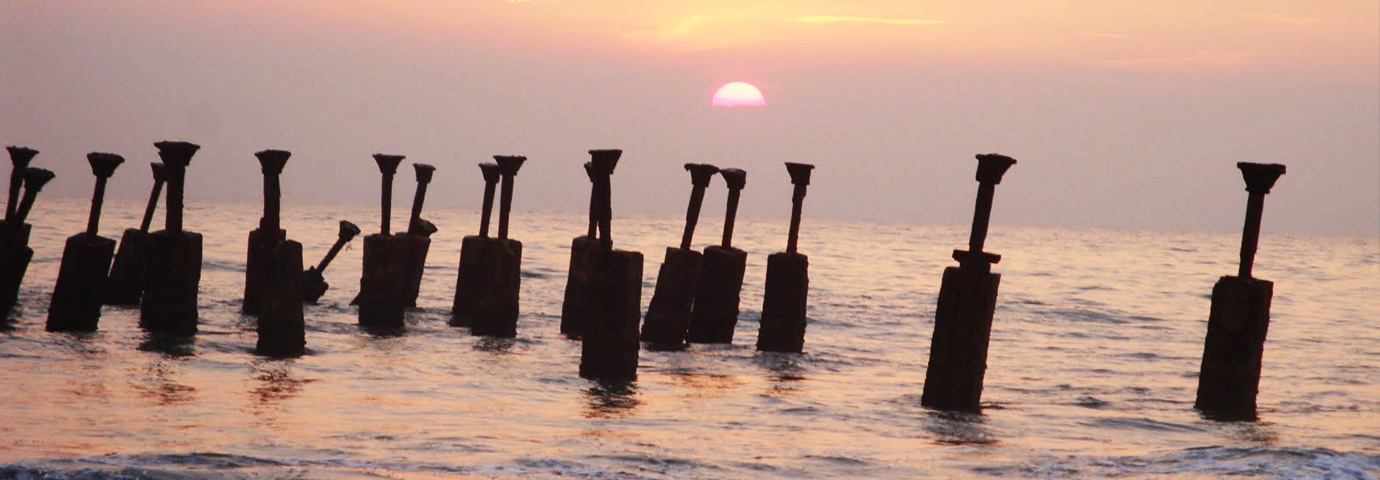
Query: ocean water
[{"left": 1, "top": 198, "right": 1377, "bottom": 479}]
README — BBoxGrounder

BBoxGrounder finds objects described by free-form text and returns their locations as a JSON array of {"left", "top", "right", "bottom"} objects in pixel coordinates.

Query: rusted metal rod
[
  {"left": 478, "top": 163, "right": 500, "bottom": 237},
  {"left": 408, "top": 163, "right": 435, "bottom": 234},
  {"left": 140, "top": 163, "right": 168, "bottom": 233},
  {"left": 719, "top": 169, "right": 746, "bottom": 248},
  {"left": 494, "top": 156, "right": 526, "bottom": 241},
  {"left": 372, "top": 154, "right": 404, "bottom": 235},
  {"left": 13, "top": 168, "right": 56, "bottom": 224},
  {"left": 1236, "top": 162, "right": 1286, "bottom": 279},
  {"left": 5, "top": 146, "right": 37, "bottom": 222},
  {"left": 317, "top": 220, "right": 361, "bottom": 273},
  {"left": 85, "top": 153, "right": 124, "bottom": 237},
  {"left": 784, "top": 163, "right": 814, "bottom": 254},
  {"left": 154, "top": 141, "right": 200, "bottom": 233}
]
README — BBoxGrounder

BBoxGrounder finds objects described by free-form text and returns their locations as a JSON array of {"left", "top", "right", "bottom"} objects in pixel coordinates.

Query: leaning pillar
[
  {"left": 641, "top": 163, "right": 719, "bottom": 346},
  {"left": 756, "top": 162, "right": 815, "bottom": 353},
  {"left": 47, "top": 153, "right": 123, "bottom": 331},
  {"left": 578, "top": 149, "right": 643, "bottom": 381},
  {"left": 139, "top": 141, "right": 203, "bottom": 335},
  {"left": 688, "top": 168, "right": 748, "bottom": 344}
]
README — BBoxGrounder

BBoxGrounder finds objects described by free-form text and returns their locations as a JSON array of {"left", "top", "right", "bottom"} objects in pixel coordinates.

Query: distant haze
[{"left": 2, "top": 1, "right": 1376, "bottom": 236}]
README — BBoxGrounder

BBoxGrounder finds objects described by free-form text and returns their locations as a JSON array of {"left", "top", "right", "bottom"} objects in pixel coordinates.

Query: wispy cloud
[
  {"left": 1242, "top": 13, "right": 1318, "bottom": 26},
  {"left": 792, "top": 15, "right": 947, "bottom": 26},
  {"left": 1083, "top": 32, "right": 1128, "bottom": 40},
  {"left": 1100, "top": 51, "right": 1263, "bottom": 71}
]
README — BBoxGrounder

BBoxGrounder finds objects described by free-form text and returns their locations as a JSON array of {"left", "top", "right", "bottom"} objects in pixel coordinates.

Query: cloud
[
  {"left": 1100, "top": 51, "right": 1263, "bottom": 71},
  {"left": 1083, "top": 32, "right": 1128, "bottom": 40},
  {"left": 792, "top": 15, "right": 947, "bottom": 26},
  {"left": 1242, "top": 13, "right": 1318, "bottom": 26}
]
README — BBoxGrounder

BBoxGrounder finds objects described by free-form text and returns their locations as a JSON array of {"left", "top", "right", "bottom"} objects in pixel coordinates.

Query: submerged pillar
[
  {"left": 921, "top": 153, "right": 1017, "bottom": 412},
  {"left": 0, "top": 146, "right": 45, "bottom": 317},
  {"left": 1194, "top": 162, "right": 1286, "bottom": 421},
  {"left": 302, "top": 220, "right": 361, "bottom": 303},
  {"left": 641, "top": 163, "right": 719, "bottom": 346},
  {"left": 688, "top": 168, "right": 748, "bottom": 344},
  {"left": 400, "top": 163, "right": 437, "bottom": 308},
  {"left": 105, "top": 163, "right": 168, "bottom": 306},
  {"left": 139, "top": 141, "right": 203, "bottom": 335},
  {"left": 461, "top": 156, "right": 526, "bottom": 337},
  {"left": 560, "top": 161, "right": 603, "bottom": 337},
  {"left": 245, "top": 150, "right": 307, "bottom": 357},
  {"left": 578, "top": 149, "right": 643, "bottom": 381},
  {"left": 352, "top": 154, "right": 408, "bottom": 330},
  {"left": 757, "top": 162, "right": 815, "bottom": 353},
  {"left": 47, "top": 153, "right": 123, "bottom": 331}
]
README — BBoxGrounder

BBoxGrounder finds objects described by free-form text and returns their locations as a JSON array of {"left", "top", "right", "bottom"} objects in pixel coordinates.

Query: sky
[{"left": 1, "top": 0, "right": 1377, "bottom": 236}]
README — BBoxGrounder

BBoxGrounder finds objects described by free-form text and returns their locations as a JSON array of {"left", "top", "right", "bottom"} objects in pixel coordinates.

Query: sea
[{"left": 1, "top": 198, "right": 1377, "bottom": 479}]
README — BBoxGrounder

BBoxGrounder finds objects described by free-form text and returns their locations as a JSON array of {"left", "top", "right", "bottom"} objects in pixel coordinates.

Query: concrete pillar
[
  {"left": 921, "top": 153, "right": 1016, "bottom": 412},
  {"left": 464, "top": 156, "right": 525, "bottom": 337},
  {"left": 243, "top": 150, "right": 290, "bottom": 315},
  {"left": 400, "top": 163, "right": 437, "bottom": 308},
  {"left": 1194, "top": 162, "right": 1286, "bottom": 421},
  {"left": 688, "top": 168, "right": 748, "bottom": 344},
  {"left": 0, "top": 146, "right": 43, "bottom": 318},
  {"left": 105, "top": 163, "right": 167, "bottom": 306},
  {"left": 47, "top": 153, "right": 123, "bottom": 331},
  {"left": 578, "top": 149, "right": 644, "bottom": 380},
  {"left": 353, "top": 154, "right": 407, "bottom": 330},
  {"left": 139, "top": 141, "right": 203, "bottom": 335},
  {"left": 560, "top": 161, "right": 603, "bottom": 337},
  {"left": 642, "top": 163, "right": 718, "bottom": 346},
  {"left": 757, "top": 162, "right": 814, "bottom": 353}
]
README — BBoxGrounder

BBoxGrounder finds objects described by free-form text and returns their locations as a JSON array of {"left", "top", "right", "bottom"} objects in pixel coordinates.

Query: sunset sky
[{"left": 2, "top": 0, "right": 1376, "bottom": 235}]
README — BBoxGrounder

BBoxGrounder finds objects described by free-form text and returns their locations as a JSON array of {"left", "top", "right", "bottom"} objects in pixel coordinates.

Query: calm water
[{"left": 2, "top": 198, "right": 1377, "bottom": 479}]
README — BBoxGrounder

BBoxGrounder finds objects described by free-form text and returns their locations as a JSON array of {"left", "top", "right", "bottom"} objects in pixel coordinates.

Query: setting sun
[{"left": 712, "top": 82, "right": 765, "bottom": 107}]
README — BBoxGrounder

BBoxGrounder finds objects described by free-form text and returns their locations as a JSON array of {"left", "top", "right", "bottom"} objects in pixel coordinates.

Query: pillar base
[
  {"left": 579, "top": 249, "right": 643, "bottom": 381},
  {"left": 560, "top": 236, "right": 601, "bottom": 338},
  {"left": 453, "top": 236, "right": 523, "bottom": 337},
  {"left": 757, "top": 252, "right": 809, "bottom": 353},
  {"left": 1195, "top": 275, "right": 1273, "bottom": 421},
  {"left": 921, "top": 266, "right": 1000, "bottom": 413},
  {"left": 46, "top": 233, "right": 117, "bottom": 332},
  {"left": 105, "top": 228, "right": 152, "bottom": 306},
  {"left": 641, "top": 247, "right": 703, "bottom": 346},
  {"left": 353, "top": 234, "right": 407, "bottom": 330},
  {"left": 243, "top": 227, "right": 286, "bottom": 315},
  {"left": 687, "top": 246, "right": 747, "bottom": 344},
  {"left": 0, "top": 220, "right": 33, "bottom": 317},
  {"left": 256, "top": 239, "right": 306, "bottom": 357},
  {"left": 400, "top": 233, "right": 431, "bottom": 308},
  {"left": 140, "top": 230, "right": 203, "bottom": 335}
]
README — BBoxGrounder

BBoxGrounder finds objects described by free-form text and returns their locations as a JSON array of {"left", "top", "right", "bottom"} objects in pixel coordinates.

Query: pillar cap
[
  {"left": 372, "top": 154, "right": 405, "bottom": 175},
  {"left": 409, "top": 218, "right": 438, "bottom": 236},
  {"left": 1237, "top": 162, "right": 1286, "bottom": 194},
  {"left": 720, "top": 168, "right": 747, "bottom": 190},
  {"left": 588, "top": 149, "right": 622, "bottom": 176},
  {"left": 338, "top": 220, "right": 361, "bottom": 241},
  {"left": 150, "top": 162, "right": 168, "bottom": 182},
  {"left": 413, "top": 163, "right": 436, "bottom": 184},
  {"left": 255, "top": 150, "right": 292, "bottom": 175},
  {"left": 975, "top": 153, "right": 1017, "bottom": 184},
  {"left": 785, "top": 162, "right": 814, "bottom": 185},
  {"left": 479, "top": 162, "right": 501, "bottom": 183},
  {"left": 494, "top": 155, "right": 526, "bottom": 176},
  {"left": 582, "top": 162, "right": 596, "bottom": 182},
  {"left": 22, "top": 167, "right": 56, "bottom": 192},
  {"left": 685, "top": 163, "right": 719, "bottom": 187},
  {"left": 6, "top": 146, "right": 38, "bottom": 167},
  {"left": 154, "top": 141, "right": 200, "bottom": 168},
  {"left": 86, "top": 153, "right": 125, "bottom": 178},
  {"left": 953, "top": 249, "right": 1002, "bottom": 270}
]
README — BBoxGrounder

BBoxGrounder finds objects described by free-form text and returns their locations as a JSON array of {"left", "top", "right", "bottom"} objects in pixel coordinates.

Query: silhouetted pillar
[
  {"left": 140, "top": 141, "right": 203, "bottom": 335},
  {"left": 105, "top": 162, "right": 168, "bottom": 306},
  {"left": 458, "top": 156, "right": 525, "bottom": 337},
  {"left": 642, "top": 163, "right": 718, "bottom": 346},
  {"left": 0, "top": 146, "right": 43, "bottom": 317},
  {"left": 242, "top": 150, "right": 307, "bottom": 357},
  {"left": 303, "top": 220, "right": 361, "bottom": 303},
  {"left": 400, "top": 163, "right": 437, "bottom": 308},
  {"left": 579, "top": 149, "right": 644, "bottom": 381},
  {"left": 921, "top": 153, "right": 1017, "bottom": 413},
  {"left": 688, "top": 168, "right": 748, "bottom": 344},
  {"left": 352, "top": 154, "right": 407, "bottom": 330},
  {"left": 47, "top": 153, "right": 124, "bottom": 331},
  {"left": 1195, "top": 162, "right": 1286, "bottom": 421},
  {"left": 560, "top": 161, "right": 602, "bottom": 337},
  {"left": 757, "top": 162, "right": 815, "bottom": 353},
  {"left": 243, "top": 150, "right": 290, "bottom": 315}
]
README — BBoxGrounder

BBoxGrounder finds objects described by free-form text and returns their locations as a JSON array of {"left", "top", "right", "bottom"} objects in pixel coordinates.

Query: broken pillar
[
  {"left": 578, "top": 149, "right": 644, "bottom": 381},
  {"left": 398, "top": 163, "right": 436, "bottom": 308},
  {"left": 303, "top": 220, "right": 361, "bottom": 303},
  {"left": 245, "top": 150, "right": 307, "bottom": 357},
  {"left": 1194, "top": 162, "right": 1287, "bottom": 421},
  {"left": 560, "top": 161, "right": 602, "bottom": 337},
  {"left": 757, "top": 162, "right": 815, "bottom": 353},
  {"left": 921, "top": 153, "right": 1017, "bottom": 413},
  {"left": 688, "top": 168, "right": 748, "bottom": 344},
  {"left": 457, "top": 156, "right": 525, "bottom": 337},
  {"left": 47, "top": 152, "right": 124, "bottom": 331},
  {"left": 140, "top": 141, "right": 203, "bottom": 335},
  {"left": 0, "top": 146, "right": 45, "bottom": 317},
  {"left": 352, "top": 154, "right": 407, "bottom": 330},
  {"left": 641, "top": 163, "right": 719, "bottom": 346},
  {"left": 104, "top": 162, "right": 168, "bottom": 306}
]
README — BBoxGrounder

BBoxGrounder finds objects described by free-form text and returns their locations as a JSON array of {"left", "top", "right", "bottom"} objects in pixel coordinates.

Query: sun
[{"left": 712, "top": 82, "right": 765, "bottom": 108}]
